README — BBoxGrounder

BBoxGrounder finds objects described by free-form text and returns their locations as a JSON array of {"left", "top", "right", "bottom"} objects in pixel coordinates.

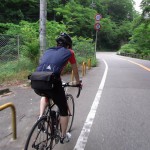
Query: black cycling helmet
[{"left": 56, "top": 33, "right": 72, "bottom": 48}]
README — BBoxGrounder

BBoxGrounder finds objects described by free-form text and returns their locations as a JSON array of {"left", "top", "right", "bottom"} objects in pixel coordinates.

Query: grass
[
  {"left": 0, "top": 58, "right": 36, "bottom": 85},
  {"left": 0, "top": 56, "right": 97, "bottom": 85}
]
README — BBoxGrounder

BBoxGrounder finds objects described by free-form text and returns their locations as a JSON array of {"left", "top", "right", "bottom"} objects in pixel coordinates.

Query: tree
[
  {"left": 55, "top": 1, "right": 96, "bottom": 38},
  {"left": 140, "top": 0, "right": 150, "bottom": 24},
  {"left": 0, "top": 0, "right": 39, "bottom": 23},
  {"left": 97, "top": 18, "right": 118, "bottom": 49}
]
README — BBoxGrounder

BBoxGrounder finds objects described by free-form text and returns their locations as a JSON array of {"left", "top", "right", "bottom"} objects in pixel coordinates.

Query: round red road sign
[
  {"left": 94, "top": 23, "right": 101, "bottom": 30},
  {"left": 95, "top": 14, "right": 102, "bottom": 21}
]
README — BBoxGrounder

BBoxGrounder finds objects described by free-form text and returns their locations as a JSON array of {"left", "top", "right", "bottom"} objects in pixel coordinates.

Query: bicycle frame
[{"left": 24, "top": 81, "right": 81, "bottom": 150}]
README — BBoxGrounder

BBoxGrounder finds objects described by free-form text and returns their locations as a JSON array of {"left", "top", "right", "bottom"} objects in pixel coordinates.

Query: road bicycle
[{"left": 24, "top": 81, "right": 82, "bottom": 150}]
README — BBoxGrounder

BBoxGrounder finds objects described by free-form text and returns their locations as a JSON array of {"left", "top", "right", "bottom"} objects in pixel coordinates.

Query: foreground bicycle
[{"left": 24, "top": 81, "right": 82, "bottom": 150}]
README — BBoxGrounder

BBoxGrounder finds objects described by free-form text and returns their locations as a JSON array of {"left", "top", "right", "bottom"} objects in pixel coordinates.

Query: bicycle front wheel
[
  {"left": 66, "top": 94, "right": 75, "bottom": 132},
  {"left": 24, "top": 116, "right": 54, "bottom": 150}
]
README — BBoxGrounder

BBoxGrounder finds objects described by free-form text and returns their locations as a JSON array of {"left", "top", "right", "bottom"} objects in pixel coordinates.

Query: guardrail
[
  {"left": 0, "top": 102, "right": 17, "bottom": 140},
  {"left": 117, "top": 52, "right": 150, "bottom": 60}
]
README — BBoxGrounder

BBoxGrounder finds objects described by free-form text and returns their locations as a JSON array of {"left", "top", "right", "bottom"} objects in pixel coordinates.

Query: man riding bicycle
[{"left": 36, "top": 33, "right": 80, "bottom": 144}]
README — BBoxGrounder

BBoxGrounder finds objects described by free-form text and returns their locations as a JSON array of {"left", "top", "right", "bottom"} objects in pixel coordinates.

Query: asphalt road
[{"left": 0, "top": 52, "right": 150, "bottom": 150}]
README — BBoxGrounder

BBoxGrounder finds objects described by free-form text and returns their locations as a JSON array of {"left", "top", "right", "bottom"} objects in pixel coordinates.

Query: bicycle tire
[
  {"left": 24, "top": 116, "right": 55, "bottom": 150},
  {"left": 66, "top": 94, "right": 75, "bottom": 132}
]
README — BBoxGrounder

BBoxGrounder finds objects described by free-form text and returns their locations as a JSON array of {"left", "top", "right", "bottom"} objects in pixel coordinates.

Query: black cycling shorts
[{"left": 34, "top": 80, "right": 68, "bottom": 116}]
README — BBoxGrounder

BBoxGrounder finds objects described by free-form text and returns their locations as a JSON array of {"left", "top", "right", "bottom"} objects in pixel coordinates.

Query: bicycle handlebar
[{"left": 62, "top": 81, "right": 82, "bottom": 98}]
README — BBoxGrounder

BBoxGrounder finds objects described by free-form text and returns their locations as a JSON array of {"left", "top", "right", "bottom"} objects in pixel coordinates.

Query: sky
[{"left": 134, "top": 0, "right": 142, "bottom": 12}]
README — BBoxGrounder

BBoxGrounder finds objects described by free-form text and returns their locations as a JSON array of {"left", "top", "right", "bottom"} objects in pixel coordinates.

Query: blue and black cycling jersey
[{"left": 36, "top": 47, "right": 72, "bottom": 75}]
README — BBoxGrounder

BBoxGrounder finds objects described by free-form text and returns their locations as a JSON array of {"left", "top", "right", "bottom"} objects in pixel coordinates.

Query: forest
[{"left": 0, "top": 0, "right": 149, "bottom": 83}]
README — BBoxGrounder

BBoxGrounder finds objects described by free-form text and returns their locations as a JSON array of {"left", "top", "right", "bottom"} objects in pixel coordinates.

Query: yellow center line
[
  {"left": 128, "top": 60, "right": 150, "bottom": 72},
  {"left": 121, "top": 58, "right": 150, "bottom": 72}
]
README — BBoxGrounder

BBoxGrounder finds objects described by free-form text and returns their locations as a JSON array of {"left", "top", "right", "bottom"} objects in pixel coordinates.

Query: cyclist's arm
[{"left": 68, "top": 49, "right": 80, "bottom": 84}]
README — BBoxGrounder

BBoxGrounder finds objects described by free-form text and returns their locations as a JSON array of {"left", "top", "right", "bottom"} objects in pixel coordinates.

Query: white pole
[{"left": 40, "top": 0, "right": 47, "bottom": 55}]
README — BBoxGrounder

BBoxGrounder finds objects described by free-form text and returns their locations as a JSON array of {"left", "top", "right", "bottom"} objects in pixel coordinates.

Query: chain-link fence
[
  {"left": 0, "top": 34, "right": 19, "bottom": 63},
  {"left": 0, "top": 35, "right": 20, "bottom": 84}
]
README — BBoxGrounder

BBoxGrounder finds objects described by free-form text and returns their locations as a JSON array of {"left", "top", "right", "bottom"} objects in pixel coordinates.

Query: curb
[{"left": 0, "top": 88, "right": 11, "bottom": 95}]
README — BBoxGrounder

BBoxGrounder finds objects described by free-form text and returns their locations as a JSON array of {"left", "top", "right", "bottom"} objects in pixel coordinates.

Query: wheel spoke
[{"left": 24, "top": 116, "right": 55, "bottom": 150}]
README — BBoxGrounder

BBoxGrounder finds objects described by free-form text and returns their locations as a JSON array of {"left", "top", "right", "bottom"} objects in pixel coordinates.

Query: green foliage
[
  {"left": 0, "top": 0, "right": 141, "bottom": 52},
  {"left": 100, "top": 0, "right": 134, "bottom": 22},
  {"left": 0, "top": 0, "right": 39, "bottom": 23},
  {"left": 118, "top": 21, "right": 133, "bottom": 42},
  {"left": 0, "top": 20, "right": 96, "bottom": 84},
  {"left": 141, "top": 0, "right": 150, "bottom": 24},
  {"left": 46, "top": 21, "right": 67, "bottom": 47},
  {"left": 119, "top": 44, "right": 136, "bottom": 53},
  {"left": 0, "top": 21, "right": 68, "bottom": 65},
  {"left": 55, "top": 1, "right": 96, "bottom": 37},
  {"left": 3, "top": 21, "right": 40, "bottom": 64},
  {"left": 119, "top": 22, "right": 150, "bottom": 57},
  {"left": 0, "top": 23, "right": 20, "bottom": 34},
  {"left": 130, "top": 23, "right": 150, "bottom": 52},
  {"left": 21, "top": 39, "right": 39, "bottom": 65},
  {"left": 97, "top": 18, "right": 118, "bottom": 49},
  {"left": 73, "top": 36, "right": 95, "bottom": 59},
  {"left": 118, "top": 0, "right": 150, "bottom": 57}
]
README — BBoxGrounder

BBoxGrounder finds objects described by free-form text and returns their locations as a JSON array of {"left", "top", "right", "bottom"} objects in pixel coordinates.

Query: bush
[
  {"left": 73, "top": 36, "right": 95, "bottom": 58},
  {"left": 119, "top": 44, "right": 136, "bottom": 54}
]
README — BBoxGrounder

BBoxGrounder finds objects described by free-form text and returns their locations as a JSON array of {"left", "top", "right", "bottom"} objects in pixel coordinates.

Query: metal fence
[
  {"left": 0, "top": 35, "right": 20, "bottom": 83},
  {"left": 0, "top": 34, "right": 19, "bottom": 63}
]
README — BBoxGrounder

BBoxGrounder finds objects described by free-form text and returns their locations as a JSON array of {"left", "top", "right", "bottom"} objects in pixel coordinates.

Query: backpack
[{"left": 28, "top": 71, "right": 55, "bottom": 90}]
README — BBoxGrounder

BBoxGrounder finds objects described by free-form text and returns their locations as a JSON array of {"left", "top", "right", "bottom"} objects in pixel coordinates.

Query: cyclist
[{"left": 36, "top": 33, "right": 80, "bottom": 144}]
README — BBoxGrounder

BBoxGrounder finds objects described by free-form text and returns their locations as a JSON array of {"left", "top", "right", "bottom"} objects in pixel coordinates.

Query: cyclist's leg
[
  {"left": 34, "top": 89, "right": 49, "bottom": 118},
  {"left": 66, "top": 94, "right": 75, "bottom": 132},
  {"left": 39, "top": 97, "right": 48, "bottom": 117},
  {"left": 51, "top": 81, "right": 69, "bottom": 137}
]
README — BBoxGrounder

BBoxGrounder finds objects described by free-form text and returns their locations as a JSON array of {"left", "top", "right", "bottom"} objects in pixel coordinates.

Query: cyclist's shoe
[
  {"left": 60, "top": 132, "right": 71, "bottom": 144},
  {"left": 37, "top": 117, "right": 45, "bottom": 132},
  {"left": 38, "top": 122, "right": 45, "bottom": 131},
  {"left": 39, "top": 142, "right": 46, "bottom": 150}
]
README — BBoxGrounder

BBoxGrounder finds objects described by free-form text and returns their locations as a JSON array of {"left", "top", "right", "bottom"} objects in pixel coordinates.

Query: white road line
[{"left": 74, "top": 59, "right": 108, "bottom": 150}]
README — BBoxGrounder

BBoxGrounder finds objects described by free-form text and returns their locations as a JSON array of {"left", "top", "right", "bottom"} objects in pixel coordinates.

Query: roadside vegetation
[{"left": 0, "top": 0, "right": 149, "bottom": 84}]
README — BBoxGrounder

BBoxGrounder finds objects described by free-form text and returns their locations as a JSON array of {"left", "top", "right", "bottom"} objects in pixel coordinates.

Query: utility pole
[
  {"left": 91, "top": 0, "right": 97, "bottom": 59},
  {"left": 40, "top": 0, "right": 47, "bottom": 55}
]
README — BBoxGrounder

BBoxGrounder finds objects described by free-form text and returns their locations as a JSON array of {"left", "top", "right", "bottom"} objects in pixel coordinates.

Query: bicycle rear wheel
[
  {"left": 66, "top": 94, "right": 75, "bottom": 132},
  {"left": 24, "top": 116, "right": 55, "bottom": 150}
]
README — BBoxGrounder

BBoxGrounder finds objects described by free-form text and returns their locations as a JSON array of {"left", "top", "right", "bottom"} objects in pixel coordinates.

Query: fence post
[
  {"left": 82, "top": 62, "right": 84, "bottom": 76},
  {"left": 0, "top": 103, "right": 17, "bottom": 140},
  {"left": 88, "top": 58, "right": 91, "bottom": 69},
  {"left": 82, "top": 62, "right": 87, "bottom": 77},
  {"left": 84, "top": 62, "right": 87, "bottom": 74},
  {"left": 71, "top": 70, "right": 75, "bottom": 81}
]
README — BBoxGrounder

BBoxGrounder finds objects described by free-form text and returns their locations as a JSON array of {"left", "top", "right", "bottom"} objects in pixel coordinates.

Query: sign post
[{"left": 94, "top": 13, "right": 102, "bottom": 59}]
